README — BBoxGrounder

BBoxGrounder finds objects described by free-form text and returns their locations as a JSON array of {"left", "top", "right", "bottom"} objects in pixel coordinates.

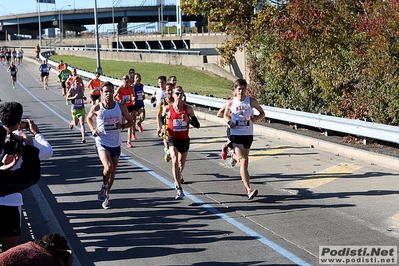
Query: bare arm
[
  {"left": 223, "top": 101, "right": 234, "bottom": 128},
  {"left": 217, "top": 100, "right": 230, "bottom": 118},
  {"left": 120, "top": 103, "right": 134, "bottom": 129},
  {"left": 250, "top": 97, "right": 265, "bottom": 122},
  {"left": 86, "top": 104, "right": 100, "bottom": 136}
]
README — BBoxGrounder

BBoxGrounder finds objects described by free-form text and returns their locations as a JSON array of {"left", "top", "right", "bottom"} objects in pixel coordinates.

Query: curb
[{"left": 195, "top": 110, "right": 398, "bottom": 171}]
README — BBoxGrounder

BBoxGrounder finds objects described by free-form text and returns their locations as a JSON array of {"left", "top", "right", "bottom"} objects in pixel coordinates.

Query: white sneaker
[
  {"left": 247, "top": 189, "right": 258, "bottom": 200},
  {"left": 175, "top": 189, "right": 185, "bottom": 200}
]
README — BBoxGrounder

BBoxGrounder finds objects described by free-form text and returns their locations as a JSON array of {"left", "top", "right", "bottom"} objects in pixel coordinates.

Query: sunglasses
[
  {"left": 175, "top": 92, "right": 184, "bottom": 96},
  {"left": 124, "top": 78, "right": 129, "bottom": 80}
]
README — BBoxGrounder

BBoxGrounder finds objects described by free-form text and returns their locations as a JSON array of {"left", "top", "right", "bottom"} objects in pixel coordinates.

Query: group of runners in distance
[
  {"left": 22, "top": 57, "right": 265, "bottom": 208},
  {"left": 2, "top": 47, "right": 24, "bottom": 90}
]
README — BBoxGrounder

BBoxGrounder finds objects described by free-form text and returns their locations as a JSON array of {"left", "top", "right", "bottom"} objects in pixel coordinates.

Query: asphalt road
[{"left": 1, "top": 58, "right": 398, "bottom": 266}]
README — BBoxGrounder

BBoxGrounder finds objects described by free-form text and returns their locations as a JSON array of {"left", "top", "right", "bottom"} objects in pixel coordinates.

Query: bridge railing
[
  {"left": 54, "top": 46, "right": 201, "bottom": 55},
  {"left": 41, "top": 51, "right": 399, "bottom": 146}
]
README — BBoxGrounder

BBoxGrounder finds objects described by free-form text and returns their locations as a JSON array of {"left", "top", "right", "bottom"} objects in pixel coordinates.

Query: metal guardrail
[
  {"left": 55, "top": 46, "right": 201, "bottom": 55},
  {"left": 41, "top": 52, "right": 399, "bottom": 145}
]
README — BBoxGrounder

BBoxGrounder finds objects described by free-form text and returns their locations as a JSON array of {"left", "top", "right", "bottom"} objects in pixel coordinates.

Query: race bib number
[
  {"left": 74, "top": 99, "right": 83, "bottom": 106},
  {"left": 92, "top": 87, "right": 100, "bottom": 96},
  {"left": 63, "top": 74, "right": 69, "bottom": 79},
  {"left": 137, "top": 92, "right": 144, "bottom": 101},
  {"left": 11, "top": 71, "right": 16, "bottom": 75},
  {"left": 122, "top": 95, "right": 130, "bottom": 104},
  {"left": 103, "top": 118, "right": 118, "bottom": 132},
  {"left": 172, "top": 119, "right": 187, "bottom": 132},
  {"left": 235, "top": 119, "right": 250, "bottom": 128}
]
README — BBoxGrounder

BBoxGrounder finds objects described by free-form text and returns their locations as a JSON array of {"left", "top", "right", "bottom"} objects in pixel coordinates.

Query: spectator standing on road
[
  {"left": 86, "top": 82, "right": 134, "bottom": 209},
  {"left": 0, "top": 102, "right": 52, "bottom": 251},
  {"left": 7, "top": 62, "right": 18, "bottom": 89},
  {"left": 132, "top": 73, "right": 146, "bottom": 133},
  {"left": 34, "top": 44, "right": 40, "bottom": 59},
  {"left": 161, "top": 86, "right": 200, "bottom": 199},
  {"left": 87, "top": 72, "right": 102, "bottom": 105},
  {"left": 114, "top": 75, "right": 136, "bottom": 147},
  {"left": 223, "top": 79, "right": 265, "bottom": 200},
  {"left": 66, "top": 76, "right": 87, "bottom": 143}
]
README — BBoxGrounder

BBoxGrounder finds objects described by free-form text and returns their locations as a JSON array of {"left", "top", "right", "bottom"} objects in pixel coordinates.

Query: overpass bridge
[{"left": 0, "top": 5, "right": 205, "bottom": 40}]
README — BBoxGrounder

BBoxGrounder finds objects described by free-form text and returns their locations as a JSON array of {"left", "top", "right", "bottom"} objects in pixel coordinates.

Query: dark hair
[
  {"left": 35, "top": 233, "right": 71, "bottom": 266},
  {"left": 234, "top": 78, "right": 247, "bottom": 89},
  {"left": 158, "top": 76, "right": 166, "bottom": 82},
  {"left": 129, "top": 68, "right": 135, "bottom": 73},
  {"left": 165, "top": 83, "right": 175, "bottom": 88},
  {"left": 101, "top": 81, "right": 114, "bottom": 91},
  {"left": 0, "top": 102, "right": 23, "bottom": 127}
]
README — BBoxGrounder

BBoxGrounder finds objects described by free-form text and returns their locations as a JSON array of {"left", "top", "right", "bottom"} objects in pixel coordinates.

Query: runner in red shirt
[{"left": 114, "top": 75, "right": 135, "bottom": 148}]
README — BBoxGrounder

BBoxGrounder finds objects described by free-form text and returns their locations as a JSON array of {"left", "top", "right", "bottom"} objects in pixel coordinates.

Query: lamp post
[
  {"left": 59, "top": 4, "right": 71, "bottom": 39},
  {"left": 94, "top": 0, "right": 102, "bottom": 74}
]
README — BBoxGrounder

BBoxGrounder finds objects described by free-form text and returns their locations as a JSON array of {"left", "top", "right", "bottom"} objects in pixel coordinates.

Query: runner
[
  {"left": 57, "top": 60, "right": 65, "bottom": 82},
  {"left": 114, "top": 75, "right": 135, "bottom": 147},
  {"left": 157, "top": 83, "right": 174, "bottom": 162},
  {"left": 223, "top": 78, "right": 265, "bottom": 200},
  {"left": 12, "top": 48, "right": 17, "bottom": 64},
  {"left": 0, "top": 48, "right": 5, "bottom": 65},
  {"left": 7, "top": 61, "right": 18, "bottom": 89},
  {"left": 217, "top": 84, "right": 236, "bottom": 162},
  {"left": 66, "top": 76, "right": 87, "bottom": 143},
  {"left": 86, "top": 81, "right": 134, "bottom": 209},
  {"left": 59, "top": 63, "right": 71, "bottom": 102},
  {"left": 160, "top": 85, "right": 200, "bottom": 199},
  {"left": 132, "top": 73, "right": 146, "bottom": 133},
  {"left": 5, "top": 49, "right": 11, "bottom": 66},
  {"left": 38, "top": 59, "right": 50, "bottom": 90},
  {"left": 87, "top": 72, "right": 102, "bottom": 105},
  {"left": 17, "top": 48, "right": 24, "bottom": 65}
]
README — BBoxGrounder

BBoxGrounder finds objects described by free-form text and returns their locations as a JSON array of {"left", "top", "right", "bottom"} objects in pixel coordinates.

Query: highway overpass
[{"left": 0, "top": 5, "right": 205, "bottom": 40}]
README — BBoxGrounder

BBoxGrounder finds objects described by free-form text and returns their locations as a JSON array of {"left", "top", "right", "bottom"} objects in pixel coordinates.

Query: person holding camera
[{"left": 0, "top": 102, "right": 52, "bottom": 251}]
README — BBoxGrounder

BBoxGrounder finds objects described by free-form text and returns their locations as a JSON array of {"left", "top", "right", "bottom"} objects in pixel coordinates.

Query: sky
[
  {"left": 0, "top": 0, "right": 177, "bottom": 15},
  {"left": 0, "top": 0, "right": 180, "bottom": 33}
]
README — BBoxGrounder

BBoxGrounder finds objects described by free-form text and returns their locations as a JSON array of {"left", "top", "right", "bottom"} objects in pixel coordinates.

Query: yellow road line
[
  {"left": 393, "top": 214, "right": 399, "bottom": 229},
  {"left": 249, "top": 148, "right": 291, "bottom": 162},
  {"left": 291, "top": 163, "right": 363, "bottom": 189}
]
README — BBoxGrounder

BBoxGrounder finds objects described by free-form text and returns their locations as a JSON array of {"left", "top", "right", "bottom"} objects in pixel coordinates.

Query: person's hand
[
  {"left": 91, "top": 128, "right": 99, "bottom": 137},
  {"left": 12, "top": 130, "right": 34, "bottom": 146},
  {"left": 23, "top": 119, "right": 40, "bottom": 136}
]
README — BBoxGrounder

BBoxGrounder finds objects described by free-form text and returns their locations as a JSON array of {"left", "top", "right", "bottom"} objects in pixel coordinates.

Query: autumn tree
[{"left": 181, "top": 0, "right": 399, "bottom": 125}]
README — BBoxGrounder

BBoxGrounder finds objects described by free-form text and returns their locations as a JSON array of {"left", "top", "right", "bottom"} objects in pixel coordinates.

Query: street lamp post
[
  {"left": 59, "top": 5, "right": 71, "bottom": 39},
  {"left": 94, "top": 0, "right": 102, "bottom": 74}
]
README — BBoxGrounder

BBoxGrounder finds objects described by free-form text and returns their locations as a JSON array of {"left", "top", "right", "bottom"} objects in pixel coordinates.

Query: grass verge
[{"left": 49, "top": 54, "right": 233, "bottom": 99}]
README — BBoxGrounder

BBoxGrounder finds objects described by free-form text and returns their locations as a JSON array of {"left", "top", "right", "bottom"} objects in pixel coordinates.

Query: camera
[
  {"left": 21, "top": 121, "right": 30, "bottom": 130},
  {"left": 3, "top": 134, "right": 24, "bottom": 156}
]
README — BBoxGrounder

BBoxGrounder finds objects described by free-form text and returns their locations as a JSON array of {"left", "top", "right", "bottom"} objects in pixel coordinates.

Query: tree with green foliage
[{"left": 181, "top": 0, "right": 399, "bottom": 125}]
